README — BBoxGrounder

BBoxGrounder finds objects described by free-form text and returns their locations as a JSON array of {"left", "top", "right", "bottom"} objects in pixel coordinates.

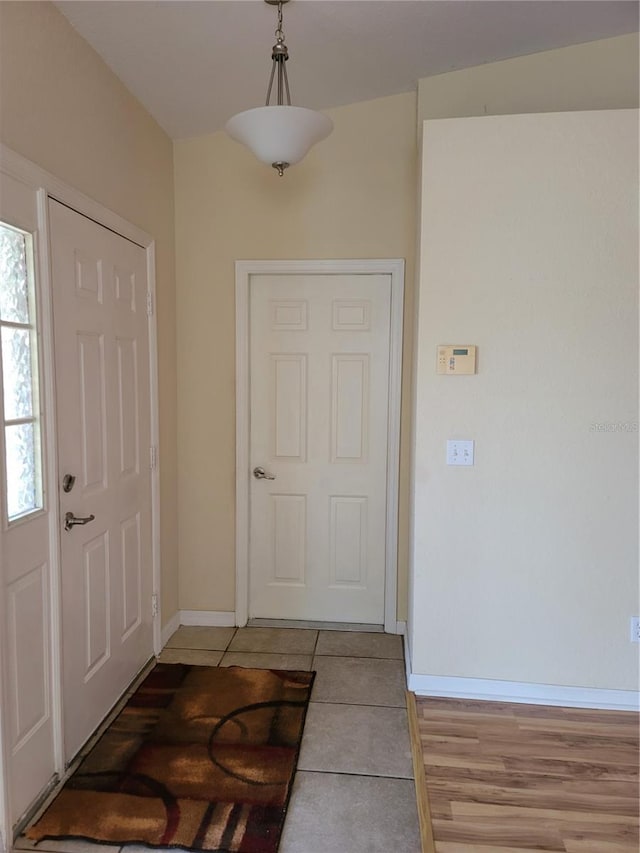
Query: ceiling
[{"left": 55, "top": 1, "right": 639, "bottom": 140}]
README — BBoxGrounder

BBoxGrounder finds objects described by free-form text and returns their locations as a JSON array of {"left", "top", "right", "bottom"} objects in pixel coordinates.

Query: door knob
[
  {"left": 253, "top": 466, "right": 276, "bottom": 480},
  {"left": 64, "top": 511, "right": 96, "bottom": 531}
]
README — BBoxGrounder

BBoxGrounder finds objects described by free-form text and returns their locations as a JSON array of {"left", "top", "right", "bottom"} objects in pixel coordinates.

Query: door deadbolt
[{"left": 62, "top": 473, "right": 76, "bottom": 493}]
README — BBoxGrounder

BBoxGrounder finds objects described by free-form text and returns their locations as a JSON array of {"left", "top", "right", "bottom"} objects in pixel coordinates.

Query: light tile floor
[{"left": 15, "top": 626, "right": 421, "bottom": 853}]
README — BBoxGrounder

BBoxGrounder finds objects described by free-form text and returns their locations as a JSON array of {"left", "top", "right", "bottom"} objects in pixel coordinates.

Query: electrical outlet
[{"left": 630, "top": 617, "right": 640, "bottom": 643}]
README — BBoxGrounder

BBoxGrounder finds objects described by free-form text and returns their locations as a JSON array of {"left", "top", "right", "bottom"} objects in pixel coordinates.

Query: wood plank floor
[{"left": 413, "top": 695, "right": 639, "bottom": 852}]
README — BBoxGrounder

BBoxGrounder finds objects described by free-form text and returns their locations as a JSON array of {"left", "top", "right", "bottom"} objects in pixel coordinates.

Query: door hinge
[
  {"left": 146, "top": 291, "right": 154, "bottom": 317},
  {"left": 151, "top": 593, "right": 159, "bottom": 618},
  {"left": 149, "top": 445, "right": 158, "bottom": 470}
]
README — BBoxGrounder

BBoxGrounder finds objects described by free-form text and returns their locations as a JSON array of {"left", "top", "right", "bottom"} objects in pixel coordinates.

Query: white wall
[{"left": 410, "top": 110, "right": 638, "bottom": 703}]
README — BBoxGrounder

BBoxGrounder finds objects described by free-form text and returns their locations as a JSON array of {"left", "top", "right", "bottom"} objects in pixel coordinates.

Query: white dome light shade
[{"left": 225, "top": 105, "right": 333, "bottom": 169}]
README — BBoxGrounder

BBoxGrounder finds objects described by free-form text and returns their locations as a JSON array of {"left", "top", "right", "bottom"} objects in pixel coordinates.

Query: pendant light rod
[{"left": 265, "top": 1, "right": 291, "bottom": 107}]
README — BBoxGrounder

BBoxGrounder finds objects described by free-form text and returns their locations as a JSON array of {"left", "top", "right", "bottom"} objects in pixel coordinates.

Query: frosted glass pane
[
  {"left": 0, "top": 226, "right": 29, "bottom": 323},
  {"left": 2, "top": 327, "right": 34, "bottom": 420},
  {"left": 5, "top": 422, "right": 41, "bottom": 520}
]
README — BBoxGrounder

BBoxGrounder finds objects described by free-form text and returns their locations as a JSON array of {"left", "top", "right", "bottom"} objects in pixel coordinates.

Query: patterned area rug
[{"left": 26, "top": 663, "right": 315, "bottom": 852}]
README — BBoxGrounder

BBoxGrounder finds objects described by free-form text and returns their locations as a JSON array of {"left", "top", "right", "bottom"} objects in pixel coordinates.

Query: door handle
[
  {"left": 253, "top": 466, "right": 276, "bottom": 480},
  {"left": 64, "top": 511, "right": 96, "bottom": 531}
]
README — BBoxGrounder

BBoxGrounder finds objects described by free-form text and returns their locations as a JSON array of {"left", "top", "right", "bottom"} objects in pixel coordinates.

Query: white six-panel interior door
[
  {"left": 237, "top": 261, "right": 404, "bottom": 631},
  {"left": 0, "top": 149, "right": 158, "bottom": 847}
]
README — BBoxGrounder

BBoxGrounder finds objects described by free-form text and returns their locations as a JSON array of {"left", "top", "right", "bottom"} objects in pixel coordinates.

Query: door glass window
[{"left": 0, "top": 222, "right": 43, "bottom": 521}]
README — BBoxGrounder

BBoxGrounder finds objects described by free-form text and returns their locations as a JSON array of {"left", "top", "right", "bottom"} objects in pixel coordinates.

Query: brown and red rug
[{"left": 27, "top": 663, "right": 315, "bottom": 852}]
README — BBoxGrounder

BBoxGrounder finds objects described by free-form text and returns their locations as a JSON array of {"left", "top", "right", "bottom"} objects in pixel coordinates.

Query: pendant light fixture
[{"left": 224, "top": 0, "right": 333, "bottom": 176}]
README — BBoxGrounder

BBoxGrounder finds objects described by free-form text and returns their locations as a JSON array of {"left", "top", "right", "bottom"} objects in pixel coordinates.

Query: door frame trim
[
  {"left": 235, "top": 259, "right": 404, "bottom": 633},
  {"left": 0, "top": 144, "right": 162, "bottom": 841}
]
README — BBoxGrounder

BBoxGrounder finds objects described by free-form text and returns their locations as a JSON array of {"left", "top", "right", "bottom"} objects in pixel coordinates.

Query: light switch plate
[{"left": 447, "top": 439, "right": 474, "bottom": 466}]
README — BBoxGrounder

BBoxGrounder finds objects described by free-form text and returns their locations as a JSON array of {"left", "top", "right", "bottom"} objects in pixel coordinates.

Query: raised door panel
[
  {"left": 270, "top": 299, "right": 308, "bottom": 331},
  {"left": 270, "top": 494, "right": 307, "bottom": 585},
  {"left": 330, "top": 354, "right": 370, "bottom": 463},
  {"left": 74, "top": 251, "right": 103, "bottom": 303},
  {"left": 83, "top": 532, "right": 111, "bottom": 679},
  {"left": 77, "top": 332, "right": 107, "bottom": 493},
  {"left": 6, "top": 560, "right": 55, "bottom": 821},
  {"left": 121, "top": 513, "right": 142, "bottom": 641},
  {"left": 114, "top": 267, "right": 136, "bottom": 313},
  {"left": 116, "top": 337, "right": 139, "bottom": 478},
  {"left": 7, "top": 566, "right": 49, "bottom": 751},
  {"left": 272, "top": 355, "right": 307, "bottom": 461},
  {"left": 329, "top": 496, "right": 367, "bottom": 587}
]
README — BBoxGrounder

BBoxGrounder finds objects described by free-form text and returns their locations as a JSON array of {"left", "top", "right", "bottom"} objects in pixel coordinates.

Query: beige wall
[
  {"left": 412, "top": 109, "right": 638, "bottom": 691},
  {"left": 418, "top": 33, "right": 639, "bottom": 123},
  {"left": 174, "top": 92, "right": 417, "bottom": 617},
  {"left": 0, "top": 1, "right": 179, "bottom": 623}
]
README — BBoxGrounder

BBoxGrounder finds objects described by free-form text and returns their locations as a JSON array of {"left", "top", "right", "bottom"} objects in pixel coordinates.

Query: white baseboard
[
  {"left": 160, "top": 610, "right": 236, "bottom": 648},
  {"left": 160, "top": 612, "right": 180, "bottom": 647},
  {"left": 408, "top": 673, "right": 639, "bottom": 711},
  {"left": 396, "top": 620, "right": 407, "bottom": 635},
  {"left": 179, "top": 610, "right": 236, "bottom": 627}
]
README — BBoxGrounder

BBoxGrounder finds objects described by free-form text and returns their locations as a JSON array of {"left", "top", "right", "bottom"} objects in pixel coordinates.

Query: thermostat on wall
[{"left": 437, "top": 345, "right": 477, "bottom": 375}]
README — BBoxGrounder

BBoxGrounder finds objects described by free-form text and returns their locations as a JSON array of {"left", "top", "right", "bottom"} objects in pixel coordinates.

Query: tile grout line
[
  {"left": 219, "top": 625, "right": 237, "bottom": 663},
  {"left": 226, "top": 626, "right": 238, "bottom": 652},
  {"left": 310, "top": 629, "right": 320, "bottom": 671},
  {"left": 314, "top": 653, "right": 404, "bottom": 660}
]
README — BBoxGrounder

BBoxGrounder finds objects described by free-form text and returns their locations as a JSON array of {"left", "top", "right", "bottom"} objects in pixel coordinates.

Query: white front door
[
  {"left": 49, "top": 200, "right": 153, "bottom": 763},
  {"left": 0, "top": 173, "right": 56, "bottom": 827},
  {"left": 248, "top": 272, "right": 395, "bottom": 624}
]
